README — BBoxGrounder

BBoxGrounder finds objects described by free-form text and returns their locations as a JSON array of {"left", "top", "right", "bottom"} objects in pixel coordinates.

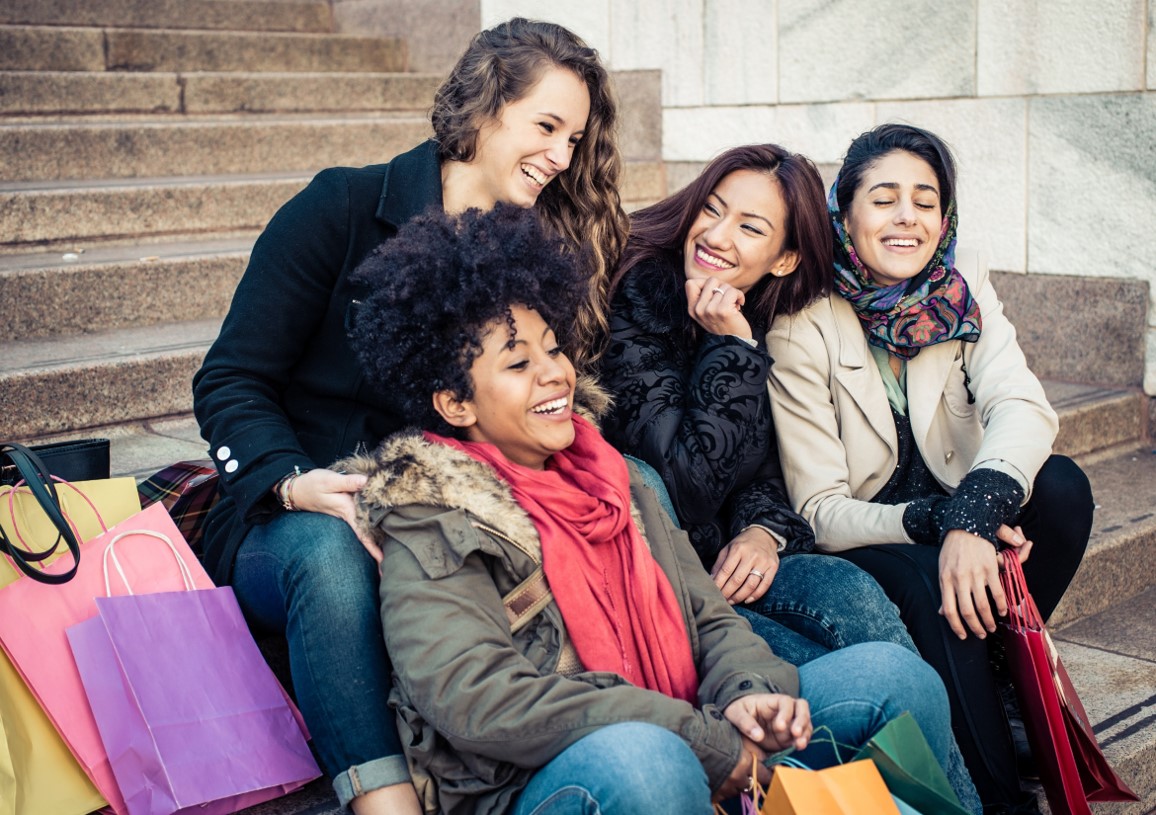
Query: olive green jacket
[{"left": 344, "top": 431, "right": 799, "bottom": 815}]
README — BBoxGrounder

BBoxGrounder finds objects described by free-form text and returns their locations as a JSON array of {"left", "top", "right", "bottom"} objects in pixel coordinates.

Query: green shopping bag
[{"left": 852, "top": 712, "right": 971, "bottom": 815}]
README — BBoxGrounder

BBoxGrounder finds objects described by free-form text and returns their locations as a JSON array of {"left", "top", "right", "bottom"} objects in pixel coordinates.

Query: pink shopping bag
[{"left": 67, "top": 528, "right": 319, "bottom": 815}]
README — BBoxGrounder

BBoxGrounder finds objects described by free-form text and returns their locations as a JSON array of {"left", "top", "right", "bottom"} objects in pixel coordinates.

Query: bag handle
[
  {"left": 999, "top": 552, "right": 1043, "bottom": 631},
  {"left": 0, "top": 443, "right": 83, "bottom": 584},
  {"left": 102, "top": 528, "right": 196, "bottom": 596},
  {"left": 7, "top": 475, "right": 109, "bottom": 554}
]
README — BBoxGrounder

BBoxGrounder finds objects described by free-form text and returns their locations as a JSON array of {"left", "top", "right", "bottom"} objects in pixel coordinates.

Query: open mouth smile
[
  {"left": 531, "top": 396, "right": 569, "bottom": 415},
  {"left": 521, "top": 164, "right": 548, "bottom": 187},
  {"left": 694, "top": 246, "right": 734, "bottom": 270}
]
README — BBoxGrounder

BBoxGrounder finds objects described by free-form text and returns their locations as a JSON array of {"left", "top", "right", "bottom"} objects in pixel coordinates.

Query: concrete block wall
[{"left": 468, "top": 0, "right": 1156, "bottom": 394}]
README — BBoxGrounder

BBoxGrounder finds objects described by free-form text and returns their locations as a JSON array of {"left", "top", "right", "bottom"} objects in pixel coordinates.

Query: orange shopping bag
[{"left": 765, "top": 760, "right": 899, "bottom": 814}]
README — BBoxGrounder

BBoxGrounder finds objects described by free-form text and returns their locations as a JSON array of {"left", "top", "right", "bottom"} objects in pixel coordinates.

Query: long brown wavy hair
[
  {"left": 612, "top": 144, "right": 832, "bottom": 332},
  {"left": 431, "top": 18, "right": 628, "bottom": 372}
]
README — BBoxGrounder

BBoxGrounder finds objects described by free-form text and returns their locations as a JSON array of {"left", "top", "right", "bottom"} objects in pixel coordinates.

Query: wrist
[
  {"left": 273, "top": 466, "right": 309, "bottom": 511},
  {"left": 741, "top": 524, "right": 786, "bottom": 553}
]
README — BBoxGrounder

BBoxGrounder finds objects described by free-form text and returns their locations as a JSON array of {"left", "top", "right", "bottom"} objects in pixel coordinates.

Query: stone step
[
  {"left": 0, "top": 70, "right": 442, "bottom": 116},
  {"left": 0, "top": 157, "right": 665, "bottom": 250},
  {"left": 1046, "top": 381, "right": 1149, "bottom": 461},
  {"left": 0, "top": 113, "right": 434, "bottom": 181},
  {"left": 0, "top": 173, "right": 305, "bottom": 250},
  {"left": 1048, "top": 588, "right": 1156, "bottom": 813},
  {"left": 0, "top": 320, "right": 220, "bottom": 440},
  {"left": 2, "top": 239, "right": 250, "bottom": 340},
  {"left": 0, "top": 26, "right": 405, "bottom": 73},
  {"left": 1049, "top": 445, "right": 1156, "bottom": 627},
  {"left": 0, "top": 0, "right": 333, "bottom": 34}
]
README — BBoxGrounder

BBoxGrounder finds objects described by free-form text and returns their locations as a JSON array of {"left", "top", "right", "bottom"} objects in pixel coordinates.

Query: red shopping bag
[
  {"left": 0, "top": 504, "right": 212, "bottom": 813},
  {"left": 999, "top": 555, "right": 1138, "bottom": 814},
  {"left": 67, "top": 528, "right": 318, "bottom": 815}
]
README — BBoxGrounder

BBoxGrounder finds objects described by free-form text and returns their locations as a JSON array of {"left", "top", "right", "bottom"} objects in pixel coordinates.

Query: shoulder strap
[{"left": 502, "top": 566, "right": 552, "bottom": 633}]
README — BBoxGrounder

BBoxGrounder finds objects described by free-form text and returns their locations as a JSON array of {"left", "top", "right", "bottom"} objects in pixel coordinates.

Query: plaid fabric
[{"left": 137, "top": 460, "right": 219, "bottom": 554}]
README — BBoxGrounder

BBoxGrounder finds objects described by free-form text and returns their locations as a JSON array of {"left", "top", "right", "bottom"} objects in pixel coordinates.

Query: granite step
[
  {"left": 0, "top": 0, "right": 333, "bottom": 34},
  {"left": 1048, "top": 444, "right": 1156, "bottom": 627},
  {"left": 1046, "top": 588, "right": 1156, "bottom": 813},
  {"left": 0, "top": 70, "right": 442, "bottom": 116},
  {"left": 0, "top": 156, "right": 665, "bottom": 251},
  {"left": 0, "top": 26, "right": 405, "bottom": 73},
  {"left": 1047, "top": 381, "right": 1149, "bottom": 461},
  {"left": 0, "top": 173, "right": 307, "bottom": 250},
  {"left": 0, "top": 113, "right": 434, "bottom": 181},
  {"left": 0, "top": 320, "right": 220, "bottom": 440},
  {"left": 2, "top": 239, "right": 250, "bottom": 340}
]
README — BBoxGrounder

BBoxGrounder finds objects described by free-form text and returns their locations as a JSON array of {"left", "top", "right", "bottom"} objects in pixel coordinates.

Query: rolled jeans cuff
[{"left": 333, "top": 754, "right": 412, "bottom": 809}]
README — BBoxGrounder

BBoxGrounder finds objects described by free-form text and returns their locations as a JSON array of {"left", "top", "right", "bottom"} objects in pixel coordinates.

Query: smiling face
[
  {"left": 436, "top": 305, "right": 576, "bottom": 469},
  {"left": 843, "top": 150, "right": 943, "bottom": 287},
  {"left": 682, "top": 169, "right": 799, "bottom": 293},
  {"left": 461, "top": 66, "right": 591, "bottom": 210}
]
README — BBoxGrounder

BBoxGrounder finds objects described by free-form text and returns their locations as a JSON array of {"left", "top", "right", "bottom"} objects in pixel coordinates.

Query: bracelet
[{"left": 274, "top": 466, "right": 305, "bottom": 511}]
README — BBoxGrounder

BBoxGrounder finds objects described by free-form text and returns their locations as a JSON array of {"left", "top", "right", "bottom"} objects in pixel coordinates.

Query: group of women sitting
[{"left": 192, "top": 17, "right": 1093, "bottom": 815}]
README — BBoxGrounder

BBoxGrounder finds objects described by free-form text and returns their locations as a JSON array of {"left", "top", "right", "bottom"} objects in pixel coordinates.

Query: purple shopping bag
[{"left": 67, "top": 529, "right": 319, "bottom": 815}]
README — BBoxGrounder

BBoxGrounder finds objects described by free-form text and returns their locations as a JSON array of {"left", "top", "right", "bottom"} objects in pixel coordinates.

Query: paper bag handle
[
  {"left": 999, "top": 552, "right": 1043, "bottom": 631},
  {"left": 102, "top": 529, "right": 196, "bottom": 596},
  {"left": 7, "top": 475, "right": 109, "bottom": 552}
]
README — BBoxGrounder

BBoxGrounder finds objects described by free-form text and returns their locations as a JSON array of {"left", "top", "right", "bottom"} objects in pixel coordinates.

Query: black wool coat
[
  {"left": 600, "top": 255, "right": 815, "bottom": 567},
  {"left": 192, "top": 140, "right": 443, "bottom": 584}
]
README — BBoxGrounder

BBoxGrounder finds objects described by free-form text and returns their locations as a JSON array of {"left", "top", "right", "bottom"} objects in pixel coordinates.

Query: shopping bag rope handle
[
  {"left": 7, "top": 475, "right": 108, "bottom": 553},
  {"left": 102, "top": 528, "right": 196, "bottom": 596}
]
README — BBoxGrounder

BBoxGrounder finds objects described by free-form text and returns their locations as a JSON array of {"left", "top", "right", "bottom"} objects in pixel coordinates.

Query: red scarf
[{"left": 427, "top": 416, "right": 698, "bottom": 703}]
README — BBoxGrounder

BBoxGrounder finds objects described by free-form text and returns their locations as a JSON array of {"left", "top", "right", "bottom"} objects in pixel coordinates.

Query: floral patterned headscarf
[{"left": 829, "top": 178, "right": 981, "bottom": 358}]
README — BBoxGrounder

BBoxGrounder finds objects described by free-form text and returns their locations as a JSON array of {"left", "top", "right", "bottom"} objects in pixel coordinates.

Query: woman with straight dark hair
[
  {"left": 768, "top": 123, "right": 1091, "bottom": 813},
  {"left": 192, "top": 18, "right": 628, "bottom": 815}
]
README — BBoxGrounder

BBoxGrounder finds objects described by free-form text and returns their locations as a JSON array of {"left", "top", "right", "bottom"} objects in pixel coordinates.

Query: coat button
[
  {"left": 945, "top": 450, "right": 954, "bottom": 463},
  {"left": 216, "top": 446, "right": 231, "bottom": 461},
  {"left": 739, "top": 680, "right": 752, "bottom": 690},
  {"left": 224, "top": 459, "right": 239, "bottom": 474},
  {"left": 710, "top": 709, "right": 723, "bottom": 720}
]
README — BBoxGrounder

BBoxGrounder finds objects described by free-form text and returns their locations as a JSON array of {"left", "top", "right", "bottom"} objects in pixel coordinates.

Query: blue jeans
[
  {"left": 793, "top": 643, "right": 981, "bottom": 814},
  {"left": 734, "top": 553, "right": 917, "bottom": 666},
  {"left": 513, "top": 644, "right": 980, "bottom": 815},
  {"left": 231, "top": 511, "right": 408, "bottom": 808}
]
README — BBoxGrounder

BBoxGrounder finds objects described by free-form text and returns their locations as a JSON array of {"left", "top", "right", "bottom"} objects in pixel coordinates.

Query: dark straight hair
[
  {"left": 612, "top": 143, "right": 833, "bottom": 328},
  {"left": 835, "top": 123, "right": 957, "bottom": 216}
]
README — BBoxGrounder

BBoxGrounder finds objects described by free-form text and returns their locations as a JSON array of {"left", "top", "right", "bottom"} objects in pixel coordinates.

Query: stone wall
[{"left": 379, "top": 0, "right": 1156, "bottom": 393}]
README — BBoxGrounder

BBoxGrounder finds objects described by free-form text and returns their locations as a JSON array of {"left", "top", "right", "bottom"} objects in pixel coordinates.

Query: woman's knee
[
  {"left": 520, "top": 723, "right": 710, "bottom": 814},
  {"left": 1030, "top": 455, "right": 1093, "bottom": 525}
]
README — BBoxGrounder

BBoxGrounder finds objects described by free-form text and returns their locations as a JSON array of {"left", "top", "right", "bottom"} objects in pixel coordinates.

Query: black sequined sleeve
[{"left": 903, "top": 468, "right": 1024, "bottom": 547}]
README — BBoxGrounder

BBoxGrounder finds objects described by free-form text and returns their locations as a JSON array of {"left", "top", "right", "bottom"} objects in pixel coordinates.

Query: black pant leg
[
  {"left": 840, "top": 544, "right": 1022, "bottom": 808},
  {"left": 1015, "top": 455, "right": 1092, "bottom": 620}
]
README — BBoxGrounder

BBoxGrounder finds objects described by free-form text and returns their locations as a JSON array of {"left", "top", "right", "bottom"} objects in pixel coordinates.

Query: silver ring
[
  {"left": 710, "top": 287, "right": 724, "bottom": 296},
  {"left": 748, "top": 569, "right": 764, "bottom": 580}
]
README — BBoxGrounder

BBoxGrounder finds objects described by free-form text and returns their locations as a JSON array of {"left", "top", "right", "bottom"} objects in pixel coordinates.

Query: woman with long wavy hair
[{"left": 193, "top": 18, "right": 628, "bottom": 815}]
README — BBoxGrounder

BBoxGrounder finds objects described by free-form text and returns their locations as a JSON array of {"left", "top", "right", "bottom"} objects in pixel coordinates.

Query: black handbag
[
  {"left": 1, "top": 438, "right": 110, "bottom": 486},
  {"left": 0, "top": 442, "right": 90, "bottom": 584}
]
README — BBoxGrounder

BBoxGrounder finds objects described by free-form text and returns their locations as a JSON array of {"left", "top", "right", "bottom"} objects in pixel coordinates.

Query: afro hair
[{"left": 350, "top": 203, "right": 587, "bottom": 437}]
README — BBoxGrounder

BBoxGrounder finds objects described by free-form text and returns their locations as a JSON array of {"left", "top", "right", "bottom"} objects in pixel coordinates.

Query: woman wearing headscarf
[{"left": 768, "top": 123, "right": 1092, "bottom": 813}]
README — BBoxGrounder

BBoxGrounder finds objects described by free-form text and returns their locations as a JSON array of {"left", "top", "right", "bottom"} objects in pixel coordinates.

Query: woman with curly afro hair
[
  {"left": 192, "top": 19, "right": 628, "bottom": 815},
  {"left": 340, "top": 203, "right": 965, "bottom": 815}
]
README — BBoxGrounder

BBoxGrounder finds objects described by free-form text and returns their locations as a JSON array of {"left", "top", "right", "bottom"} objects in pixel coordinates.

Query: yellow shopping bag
[
  {"left": 0, "top": 650, "right": 107, "bottom": 815},
  {"left": 0, "top": 477, "right": 140, "bottom": 586}
]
